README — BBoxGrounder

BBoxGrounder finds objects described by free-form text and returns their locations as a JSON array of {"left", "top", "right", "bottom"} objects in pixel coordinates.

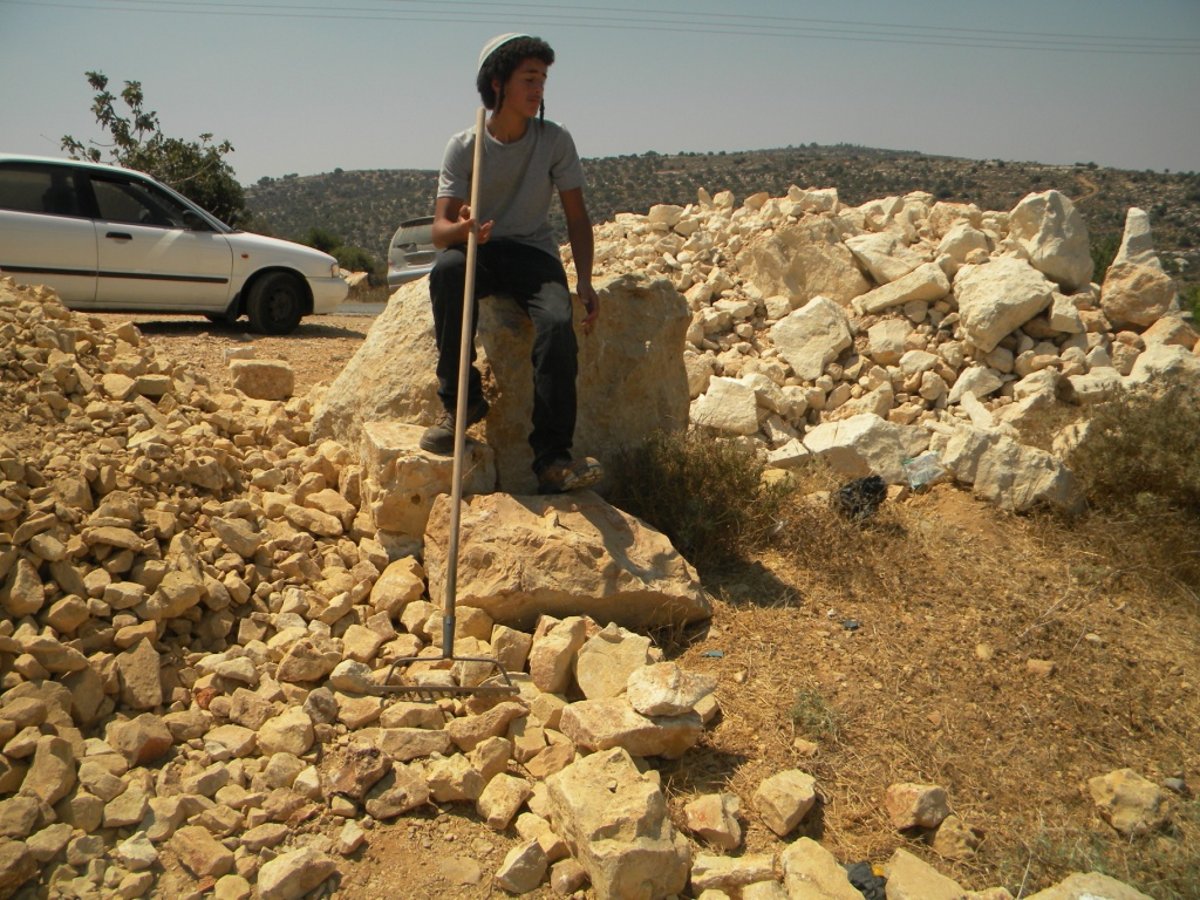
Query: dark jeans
[{"left": 429, "top": 240, "right": 577, "bottom": 474}]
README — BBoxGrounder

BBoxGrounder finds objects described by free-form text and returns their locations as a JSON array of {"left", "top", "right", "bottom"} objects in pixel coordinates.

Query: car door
[
  {"left": 0, "top": 161, "right": 98, "bottom": 304},
  {"left": 88, "top": 172, "right": 233, "bottom": 310}
]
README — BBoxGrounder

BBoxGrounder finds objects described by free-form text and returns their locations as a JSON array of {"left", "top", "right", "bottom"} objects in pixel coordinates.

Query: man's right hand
[{"left": 456, "top": 204, "right": 493, "bottom": 245}]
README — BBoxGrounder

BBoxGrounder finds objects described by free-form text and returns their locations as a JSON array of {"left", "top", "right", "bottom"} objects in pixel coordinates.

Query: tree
[{"left": 62, "top": 71, "right": 250, "bottom": 227}]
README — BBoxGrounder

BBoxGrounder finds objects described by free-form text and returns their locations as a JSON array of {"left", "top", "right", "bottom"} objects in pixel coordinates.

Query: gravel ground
[{"left": 86, "top": 310, "right": 379, "bottom": 396}]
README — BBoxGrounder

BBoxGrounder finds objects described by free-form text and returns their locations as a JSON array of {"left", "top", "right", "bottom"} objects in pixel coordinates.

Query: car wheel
[{"left": 247, "top": 272, "right": 305, "bottom": 335}]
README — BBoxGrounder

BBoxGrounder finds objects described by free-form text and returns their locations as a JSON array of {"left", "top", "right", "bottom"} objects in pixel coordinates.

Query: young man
[{"left": 421, "top": 33, "right": 603, "bottom": 495}]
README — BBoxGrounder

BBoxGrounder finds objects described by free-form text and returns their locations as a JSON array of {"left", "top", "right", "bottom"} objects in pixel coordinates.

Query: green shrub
[
  {"left": 1068, "top": 387, "right": 1200, "bottom": 515},
  {"left": 605, "top": 430, "right": 793, "bottom": 570},
  {"left": 1090, "top": 232, "right": 1120, "bottom": 279}
]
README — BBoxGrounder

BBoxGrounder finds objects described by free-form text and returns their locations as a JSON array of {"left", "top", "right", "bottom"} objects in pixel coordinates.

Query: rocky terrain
[{"left": 0, "top": 177, "right": 1197, "bottom": 900}]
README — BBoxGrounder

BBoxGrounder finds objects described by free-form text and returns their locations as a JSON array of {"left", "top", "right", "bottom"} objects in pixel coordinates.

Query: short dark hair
[{"left": 476, "top": 36, "right": 554, "bottom": 110}]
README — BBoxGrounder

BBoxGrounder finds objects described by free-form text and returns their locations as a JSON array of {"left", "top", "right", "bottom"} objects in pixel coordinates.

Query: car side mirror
[{"left": 182, "top": 209, "right": 210, "bottom": 231}]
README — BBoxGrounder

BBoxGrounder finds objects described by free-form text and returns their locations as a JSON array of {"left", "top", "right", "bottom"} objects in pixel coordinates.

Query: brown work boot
[
  {"left": 537, "top": 457, "right": 604, "bottom": 494},
  {"left": 418, "top": 398, "right": 489, "bottom": 455}
]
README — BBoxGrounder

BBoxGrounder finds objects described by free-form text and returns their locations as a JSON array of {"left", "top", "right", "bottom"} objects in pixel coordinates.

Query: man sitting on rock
[{"left": 420, "top": 33, "right": 604, "bottom": 495}]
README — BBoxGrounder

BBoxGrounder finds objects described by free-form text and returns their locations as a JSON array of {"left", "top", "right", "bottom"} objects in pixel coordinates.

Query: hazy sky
[{"left": 3, "top": 0, "right": 1198, "bottom": 186}]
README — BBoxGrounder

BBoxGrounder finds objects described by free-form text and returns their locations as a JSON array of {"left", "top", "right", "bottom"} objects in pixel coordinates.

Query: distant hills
[{"left": 244, "top": 144, "right": 1200, "bottom": 289}]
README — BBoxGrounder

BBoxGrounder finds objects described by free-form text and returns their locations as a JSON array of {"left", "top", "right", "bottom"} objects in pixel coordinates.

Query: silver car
[
  {"left": 0, "top": 154, "right": 347, "bottom": 334},
  {"left": 386, "top": 216, "right": 436, "bottom": 289}
]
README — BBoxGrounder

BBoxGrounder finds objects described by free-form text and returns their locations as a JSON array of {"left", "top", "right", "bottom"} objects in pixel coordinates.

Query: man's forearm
[{"left": 567, "top": 218, "right": 594, "bottom": 286}]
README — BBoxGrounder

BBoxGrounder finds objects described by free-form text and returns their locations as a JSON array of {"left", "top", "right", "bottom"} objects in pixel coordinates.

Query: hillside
[{"left": 245, "top": 144, "right": 1200, "bottom": 289}]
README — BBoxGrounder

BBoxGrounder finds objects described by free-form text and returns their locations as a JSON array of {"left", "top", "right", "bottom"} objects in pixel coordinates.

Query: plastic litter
[
  {"left": 844, "top": 860, "right": 886, "bottom": 900},
  {"left": 832, "top": 474, "right": 886, "bottom": 522},
  {"left": 902, "top": 450, "right": 946, "bottom": 491},
  {"left": 701, "top": 650, "right": 725, "bottom": 659}
]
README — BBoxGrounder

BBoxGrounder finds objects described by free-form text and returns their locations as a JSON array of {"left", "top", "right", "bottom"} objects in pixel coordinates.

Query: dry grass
[{"left": 655, "top": 481, "right": 1200, "bottom": 897}]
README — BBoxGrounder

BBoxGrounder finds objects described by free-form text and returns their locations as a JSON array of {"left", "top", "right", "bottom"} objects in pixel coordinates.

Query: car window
[
  {"left": 91, "top": 176, "right": 192, "bottom": 228},
  {"left": 0, "top": 165, "right": 85, "bottom": 216}
]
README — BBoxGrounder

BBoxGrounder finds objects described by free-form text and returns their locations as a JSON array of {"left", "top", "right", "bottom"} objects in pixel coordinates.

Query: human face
[{"left": 497, "top": 58, "right": 548, "bottom": 120}]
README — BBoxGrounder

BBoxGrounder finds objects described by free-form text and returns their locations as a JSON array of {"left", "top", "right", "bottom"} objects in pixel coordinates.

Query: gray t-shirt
[{"left": 437, "top": 118, "right": 585, "bottom": 261}]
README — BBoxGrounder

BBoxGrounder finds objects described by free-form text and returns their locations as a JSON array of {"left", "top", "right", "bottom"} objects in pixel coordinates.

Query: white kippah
[{"left": 478, "top": 33, "right": 531, "bottom": 74}]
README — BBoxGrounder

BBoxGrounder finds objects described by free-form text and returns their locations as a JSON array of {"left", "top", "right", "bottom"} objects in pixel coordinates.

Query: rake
[{"left": 373, "top": 107, "right": 519, "bottom": 701}]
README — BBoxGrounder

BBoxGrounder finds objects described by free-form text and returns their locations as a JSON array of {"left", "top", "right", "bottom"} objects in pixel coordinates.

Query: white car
[
  {"left": 386, "top": 215, "right": 436, "bottom": 289},
  {"left": 0, "top": 154, "right": 347, "bottom": 334}
]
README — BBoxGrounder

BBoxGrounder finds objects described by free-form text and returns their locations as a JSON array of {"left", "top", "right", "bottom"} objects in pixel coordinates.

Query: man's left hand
[{"left": 578, "top": 283, "right": 600, "bottom": 335}]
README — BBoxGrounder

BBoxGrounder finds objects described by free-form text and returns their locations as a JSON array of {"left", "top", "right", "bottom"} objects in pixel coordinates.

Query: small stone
[
  {"left": 684, "top": 793, "right": 742, "bottom": 850},
  {"left": 494, "top": 839, "right": 548, "bottom": 894},
  {"left": 256, "top": 846, "right": 337, "bottom": 900},
  {"left": 754, "top": 769, "right": 818, "bottom": 837},
  {"left": 1087, "top": 768, "right": 1172, "bottom": 837},
  {"left": 884, "top": 782, "right": 951, "bottom": 830},
  {"left": 626, "top": 662, "right": 716, "bottom": 716},
  {"left": 477, "top": 773, "right": 533, "bottom": 831}
]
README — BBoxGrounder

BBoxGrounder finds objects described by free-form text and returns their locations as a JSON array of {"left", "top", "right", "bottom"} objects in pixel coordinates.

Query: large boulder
[
  {"left": 480, "top": 274, "right": 691, "bottom": 492},
  {"left": 1008, "top": 190, "right": 1093, "bottom": 291},
  {"left": 1101, "top": 263, "right": 1178, "bottom": 329},
  {"left": 423, "top": 491, "right": 710, "bottom": 630},
  {"left": 546, "top": 747, "right": 691, "bottom": 899},
  {"left": 313, "top": 273, "right": 690, "bottom": 494},
  {"left": 311, "top": 280, "right": 441, "bottom": 448},
  {"left": 770, "top": 297, "right": 852, "bottom": 381},
  {"left": 737, "top": 219, "right": 871, "bottom": 307},
  {"left": 953, "top": 258, "right": 1055, "bottom": 352},
  {"left": 801, "top": 414, "right": 927, "bottom": 485},
  {"left": 936, "top": 425, "right": 1083, "bottom": 514}
]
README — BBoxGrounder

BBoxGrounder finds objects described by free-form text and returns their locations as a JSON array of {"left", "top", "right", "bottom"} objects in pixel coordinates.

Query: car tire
[{"left": 247, "top": 272, "right": 305, "bottom": 335}]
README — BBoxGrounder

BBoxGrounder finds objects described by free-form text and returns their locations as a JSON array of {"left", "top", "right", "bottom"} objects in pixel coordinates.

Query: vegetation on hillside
[
  {"left": 245, "top": 145, "right": 1200, "bottom": 293},
  {"left": 62, "top": 71, "right": 250, "bottom": 227}
]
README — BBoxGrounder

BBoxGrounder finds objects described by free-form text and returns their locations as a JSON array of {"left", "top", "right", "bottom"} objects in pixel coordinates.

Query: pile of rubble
[
  {"left": 0, "top": 167, "right": 1182, "bottom": 900},
  {"left": 575, "top": 188, "right": 1199, "bottom": 512}
]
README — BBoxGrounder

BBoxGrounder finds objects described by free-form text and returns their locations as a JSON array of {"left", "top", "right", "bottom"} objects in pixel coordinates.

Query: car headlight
[{"left": 331, "top": 262, "right": 341, "bottom": 278}]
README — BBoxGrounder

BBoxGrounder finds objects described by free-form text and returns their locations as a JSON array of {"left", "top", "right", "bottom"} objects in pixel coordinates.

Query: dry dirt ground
[{"left": 96, "top": 310, "right": 1200, "bottom": 899}]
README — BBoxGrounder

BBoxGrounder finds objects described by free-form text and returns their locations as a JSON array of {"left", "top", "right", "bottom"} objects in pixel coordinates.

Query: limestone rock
[
  {"left": 802, "top": 414, "right": 926, "bottom": 485},
  {"left": 883, "top": 847, "right": 969, "bottom": 900},
  {"left": 1008, "top": 191, "right": 1093, "bottom": 291},
  {"left": 574, "top": 623, "right": 652, "bottom": 700},
  {"left": 257, "top": 708, "right": 314, "bottom": 757},
  {"left": 683, "top": 793, "right": 742, "bottom": 850},
  {"left": 546, "top": 747, "right": 690, "bottom": 900},
  {"left": 884, "top": 782, "right": 951, "bottom": 830},
  {"left": 171, "top": 825, "right": 234, "bottom": 878},
  {"left": 257, "top": 846, "right": 338, "bottom": 900},
  {"left": 229, "top": 359, "right": 294, "bottom": 400},
  {"left": 21, "top": 736, "right": 76, "bottom": 806},
  {"left": 477, "top": 274, "right": 691, "bottom": 492},
  {"left": 954, "top": 258, "right": 1055, "bottom": 352},
  {"left": 770, "top": 296, "right": 852, "bottom": 381},
  {"left": 559, "top": 698, "right": 703, "bottom": 759},
  {"left": 691, "top": 853, "right": 775, "bottom": 893},
  {"left": 0, "top": 839, "right": 37, "bottom": 897},
  {"left": 1112, "top": 207, "right": 1162, "bottom": 270},
  {"left": 844, "top": 232, "right": 925, "bottom": 284},
  {"left": 856, "top": 262, "right": 951, "bottom": 314},
  {"left": 938, "top": 425, "right": 1082, "bottom": 514},
  {"left": 1022, "top": 871, "right": 1154, "bottom": 900},
  {"left": 424, "top": 492, "right": 709, "bottom": 630},
  {"left": 1101, "top": 262, "right": 1178, "bottom": 329},
  {"left": 1087, "top": 768, "right": 1172, "bottom": 837},
  {"left": 690, "top": 377, "right": 759, "bottom": 435},
  {"left": 753, "top": 769, "right": 817, "bottom": 837},
  {"left": 314, "top": 273, "right": 690, "bottom": 495},
  {"left": 737, "top": 220, "right": 871, "bottom": 307},
  {"left": 477, "top": 773, "right": 533, "bottom": 831},
  {"left": 779, "top": 837, "right": 862, "bottom": 900},
  {"left": 626, "top": 662, "right": 716, "bottom": 716},
  {"left": 360, "top": 421, "right": 496, "bottom": 540},
  {"left": 494, "top": 839, "right": 548, "bottom": 894}
]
